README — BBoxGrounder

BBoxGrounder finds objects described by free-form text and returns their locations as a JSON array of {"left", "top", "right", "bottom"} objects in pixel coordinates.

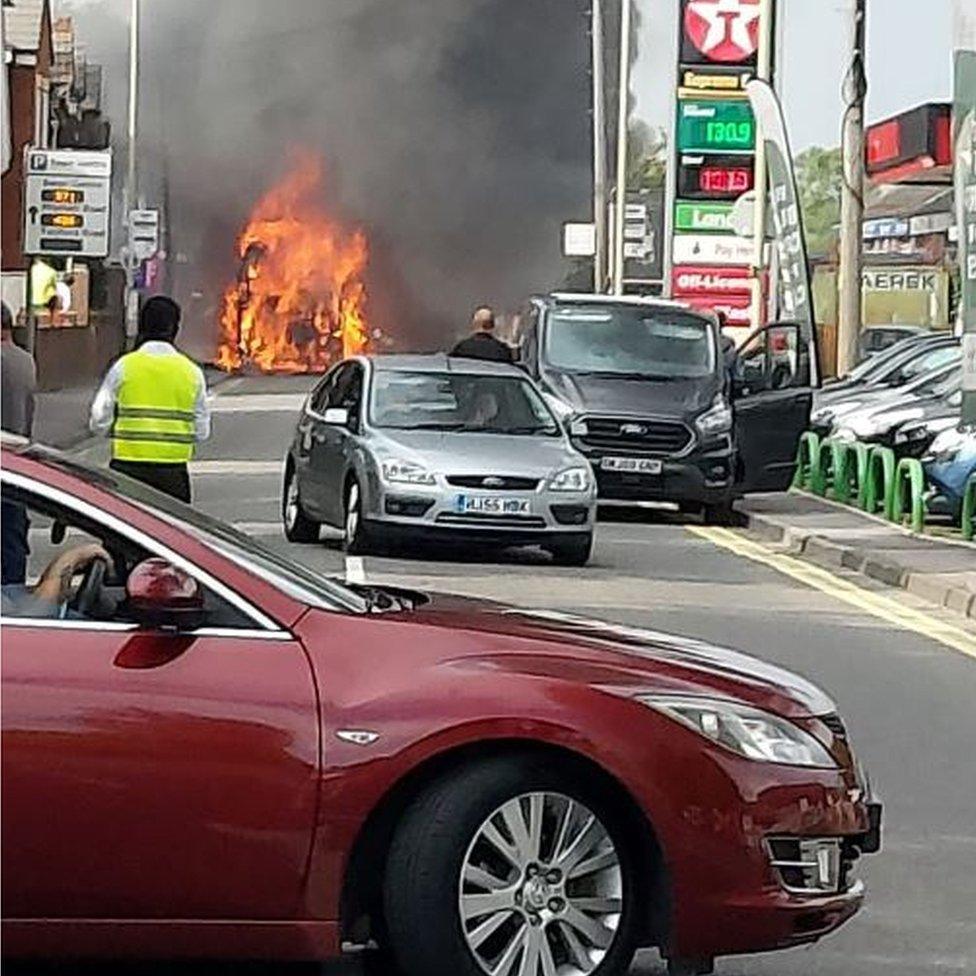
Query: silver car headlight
[
  {"left": 380, "top": 459, "right": 436, "bottom": 486},
  {"left": 695, "top": 399, "right": 732, "bottom": 436},
  {"left": 637, "top": 695, "right": 837, "bottom": 768},
  {"left": 548, "top": 466, "right": 590, "bottom": 492}
]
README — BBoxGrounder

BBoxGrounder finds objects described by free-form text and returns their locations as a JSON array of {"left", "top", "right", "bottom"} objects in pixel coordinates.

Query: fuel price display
[{"left": 678, "top": 155, "right": 755, "bottom": 200}]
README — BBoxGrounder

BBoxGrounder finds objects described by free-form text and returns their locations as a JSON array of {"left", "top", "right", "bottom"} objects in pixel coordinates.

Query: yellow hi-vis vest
[{"left": 111, "top": 348, "right": 200, "bottom": 463}]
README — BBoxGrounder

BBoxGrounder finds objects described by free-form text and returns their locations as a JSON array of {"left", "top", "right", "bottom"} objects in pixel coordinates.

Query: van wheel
[
  {"left": 383, "top": 755, "right": 640, "bottom": 976},
  {"left": 547, "top": 532, "right": 593, "bottom": 566},
  {"left": 282, "top": 465, "right": 320, "bottom": 542},
  {"left": 703, "top": 500, "right": 736, "bottom": 526}
]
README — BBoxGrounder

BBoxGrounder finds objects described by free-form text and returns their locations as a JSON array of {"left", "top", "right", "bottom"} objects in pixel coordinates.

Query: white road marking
[
  {"left": 191, "top": 460, "right": 282, "bottom": 475},
  {"left": 345, "top": 556, "right": 367, "bottom": 584},
  {"left": 209, "top": 394, "right": 306, "bottom": 413}
]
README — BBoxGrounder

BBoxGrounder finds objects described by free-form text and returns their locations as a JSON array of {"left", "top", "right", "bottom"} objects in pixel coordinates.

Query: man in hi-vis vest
[{"left": 90, "top": 296, "right": 211, "bottom": 502}]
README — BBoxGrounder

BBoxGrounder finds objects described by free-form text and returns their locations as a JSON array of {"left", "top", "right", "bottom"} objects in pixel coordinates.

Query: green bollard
[
  {"left": 892, "top": 457, "right": 926, "bottom": 533},
  {"left": 848, "top": 442, "right": 871, "bottom": 510},
  {"left": 815, "top": 439, "right": 851, "bottom": 501},
  {"left": 962, "top": 474, "right": 976, "bottom": 542},
  {"left": 865, "top": 446, "right": 896, "bottom": 520},
  {"left": 792, "top": 431, "right": 821, "bottom": 490}
]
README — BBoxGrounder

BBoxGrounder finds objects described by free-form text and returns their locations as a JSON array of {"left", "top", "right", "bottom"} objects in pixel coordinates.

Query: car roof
[
  {"left": 367, "top": 353, "right": 525, "bottom": 376},
  {"left": 545, "top": 291, "right": 692, "bottom": 311}
]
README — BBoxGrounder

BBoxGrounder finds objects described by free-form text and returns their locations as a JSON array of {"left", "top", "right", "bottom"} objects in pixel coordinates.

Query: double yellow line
[{"left": 688, "top": 525, "right": 976, "bottom": 661}]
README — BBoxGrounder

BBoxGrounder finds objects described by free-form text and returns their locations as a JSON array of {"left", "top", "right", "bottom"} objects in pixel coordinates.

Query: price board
[
  {"left": 678, "top": 154, "right": 755, "bottom": 199},
  {"left": 23, "top": 148, "right": 112, "bottom": 258},
  {"left": 677, "top": 99, "right": 755, "bottom": 153}
]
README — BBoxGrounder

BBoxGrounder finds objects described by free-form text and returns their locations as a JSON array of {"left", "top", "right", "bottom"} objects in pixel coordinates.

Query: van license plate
[
  {"left": 601, "top": 457, "right": 663, "bottom": 474},
  {"left": 456, "top": 495, "right": 530, "bottom": 515}
]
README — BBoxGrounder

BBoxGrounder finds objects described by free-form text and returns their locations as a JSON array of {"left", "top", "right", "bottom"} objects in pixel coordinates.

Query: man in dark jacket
[{"left": 450, "top": 306, "right": 514, "bottom": 363}]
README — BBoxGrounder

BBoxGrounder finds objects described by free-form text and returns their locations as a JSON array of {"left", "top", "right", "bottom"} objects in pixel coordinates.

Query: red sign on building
[
  {"left": 681, "top": 0, "right": 761, "bottom": 66},
  {"left": 865, "top": 103, "right": 951, "bottom": 182},
  {"left": 681, "top": 291, "right": 754, "bottom": 327},
  {"left": 672, "top": 264, "right": 753, "bottom": 296}
]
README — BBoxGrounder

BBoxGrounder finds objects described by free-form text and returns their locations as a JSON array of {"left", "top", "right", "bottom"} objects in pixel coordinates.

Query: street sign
[
  {"left": 672, "top": 264, "right": 753, "bottom": 295},
  {"left": 677, "top": 99, "right": 755, "bottom": 153},
  {"left": 23, "top": 148, "right": 112, "bottom": 257},
  {"left": 129, "top": 208, "right": 161, "bottom": 262},
  {"left": 672, "top": 232, "right": 754, "bottom": 265},
  {"left": 674, "top": 200, "right": 735, "bottom": 233},
  {"left": 563, "top": 222, "right": 596, "bottom": 257}
]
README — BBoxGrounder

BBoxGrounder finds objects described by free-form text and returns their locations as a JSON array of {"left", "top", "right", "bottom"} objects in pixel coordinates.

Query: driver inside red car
[{"left": 0, "top": 543, "right": 111, "bottom": 619}]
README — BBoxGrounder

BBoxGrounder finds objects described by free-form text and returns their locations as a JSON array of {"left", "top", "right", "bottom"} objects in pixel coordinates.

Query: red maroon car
[{"left": 1, "top": 440, "right": 880, "bottom": 976}]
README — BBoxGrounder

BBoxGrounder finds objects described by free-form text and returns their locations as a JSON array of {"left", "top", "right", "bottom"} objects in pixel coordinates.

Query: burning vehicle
[{"left": 216, "top": 154, "right": 370, "bottom": 373}]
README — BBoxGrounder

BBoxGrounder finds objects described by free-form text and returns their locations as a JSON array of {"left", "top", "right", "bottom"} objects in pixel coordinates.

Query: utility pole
[
  {"left": 124, "top": 0, "right": 140, "bottom": 341},
  {"left": 611, "top": 0, "right": 632, "bottom": 296},
  {"left": 837, "top": 0, "right": 867, "bottom": 375},
  {"left": 591, "top": 0, "right": 608, "bottom": 293},
  {"left": 749, "top": 0, "right": 774, "bottom": 329}
]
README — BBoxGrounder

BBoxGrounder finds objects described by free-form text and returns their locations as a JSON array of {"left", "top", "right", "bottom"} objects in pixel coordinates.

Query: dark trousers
[{"left": 110, "top": 459, "right": 192, "bottom": 503}]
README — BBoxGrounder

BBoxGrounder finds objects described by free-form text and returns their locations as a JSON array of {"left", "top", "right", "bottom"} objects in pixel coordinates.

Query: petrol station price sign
[
  {"left": 678, "top": 154, "right": 755, "bottom": 199},
  {"left": 677, "top": 99, "right": 756, "bottom": 153}
]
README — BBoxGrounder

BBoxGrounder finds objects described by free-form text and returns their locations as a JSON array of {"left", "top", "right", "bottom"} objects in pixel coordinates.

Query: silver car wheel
[
  {"left": 345, "top": 481, "right": 361, "bottom": 543},
  {"left": 459, "top": 791, "right": 622, "bottom": 976}
]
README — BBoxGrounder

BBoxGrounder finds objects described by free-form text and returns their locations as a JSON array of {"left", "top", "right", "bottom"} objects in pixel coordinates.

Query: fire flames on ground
[{"left": 216, "top": 153, "right": 370, "bottom": 373}]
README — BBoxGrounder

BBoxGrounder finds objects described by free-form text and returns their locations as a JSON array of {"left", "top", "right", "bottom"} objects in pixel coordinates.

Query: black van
[{"left": 515, "top": 292, "right": 819, "bottom": 522}]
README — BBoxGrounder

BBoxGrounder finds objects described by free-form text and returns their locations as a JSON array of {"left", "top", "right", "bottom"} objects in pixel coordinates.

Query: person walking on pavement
[
  {"left": 450, "top": 306, "right": 514, "bottom": 363},
  {"left": 2, "top": 302, "right": 37, "bottom": 439},
  {"left": 2, "top": 301, "right": 38, "bottom": 586},
  {"left": 90, "top": 296, "right": 211, "bottom": 503}
]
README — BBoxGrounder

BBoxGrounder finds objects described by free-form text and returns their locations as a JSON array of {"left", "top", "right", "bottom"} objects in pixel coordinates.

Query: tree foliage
[{"left": 795, "top": 146, "right": 843, "bottom": 256}]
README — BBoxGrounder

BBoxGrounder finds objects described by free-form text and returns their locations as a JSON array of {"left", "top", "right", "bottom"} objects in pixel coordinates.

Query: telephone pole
[
  {"left": 611, "top": 0, "right": 632, "bottom": 296},
  {"left": 837, "top": 0, "right": 867, "bottom": 375},
  {"left": 592, "top": 0, "right": 608, "bottom": 293},
  {"left": 124, "top": 0, "right": 141, "bottom": 340}
]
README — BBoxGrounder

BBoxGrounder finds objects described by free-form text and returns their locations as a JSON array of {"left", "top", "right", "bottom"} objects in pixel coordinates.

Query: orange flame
[{"left": 216, "top": 153, "right": 369, "bottom": 373}]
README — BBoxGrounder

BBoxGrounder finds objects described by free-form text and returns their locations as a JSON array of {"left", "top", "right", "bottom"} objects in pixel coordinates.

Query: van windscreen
[{"left": 546, "top": 305, "right": 716, "bottom": 379}]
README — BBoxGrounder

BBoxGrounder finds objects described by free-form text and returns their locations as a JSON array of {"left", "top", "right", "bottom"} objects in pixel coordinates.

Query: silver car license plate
[
  {"left": 456, "top": 494, "right": 530, "bottom": 515},
  {"left": 601, "top": 456, "right": 663, "bottom": 474}
]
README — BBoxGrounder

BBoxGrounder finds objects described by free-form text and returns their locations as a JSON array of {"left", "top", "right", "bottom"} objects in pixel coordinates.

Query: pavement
[
  {"left": 740, "top": 491, "right": 976, "bottom": 620},
  {"left": 34, "top": 375, "right": 976, "bottom": 976}
]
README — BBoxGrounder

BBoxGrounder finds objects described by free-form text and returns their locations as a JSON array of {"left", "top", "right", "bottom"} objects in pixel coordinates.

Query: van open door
[{"left": 733, "top": 321, "right": 819, "bottom": 494}]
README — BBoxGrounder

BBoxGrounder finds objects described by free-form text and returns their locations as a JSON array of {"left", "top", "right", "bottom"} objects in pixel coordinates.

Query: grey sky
[{"left": 634, "top": 0, "right": 955, "bottom": 151}]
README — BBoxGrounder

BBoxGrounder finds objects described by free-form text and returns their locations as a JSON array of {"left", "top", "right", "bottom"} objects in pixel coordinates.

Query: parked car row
[
  {"left": 811, "top": 331, "right": 962, "bottom": 459},
  {"left": 283, "top": 293, "right": 822, "bottom": 564}
]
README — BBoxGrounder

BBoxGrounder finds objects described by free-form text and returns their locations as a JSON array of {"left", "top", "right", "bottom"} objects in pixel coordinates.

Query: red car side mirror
[{"left": 125, "top": 557, "right": 206, "bottom": 631}]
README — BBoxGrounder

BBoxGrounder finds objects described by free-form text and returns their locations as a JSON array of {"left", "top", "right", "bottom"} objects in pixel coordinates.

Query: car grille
[
  {"left": 436, "top": 513, "right": 547, "bottom": 529},
  {"left": 578, "top": 416, "right": 693, "bottom": 457},
  {"left": 447, "top": 475, "right": 541, "bottom": 491}
]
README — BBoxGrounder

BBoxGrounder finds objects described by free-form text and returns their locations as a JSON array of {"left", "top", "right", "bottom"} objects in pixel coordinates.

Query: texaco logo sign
[{"left": 683, "top": 0, "right": 761, "bottom": 64}]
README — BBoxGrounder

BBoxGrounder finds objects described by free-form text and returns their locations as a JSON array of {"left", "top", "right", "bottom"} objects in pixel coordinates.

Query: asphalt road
[{"left": 51, "top": 375, "right": 976, "bottom": 976}]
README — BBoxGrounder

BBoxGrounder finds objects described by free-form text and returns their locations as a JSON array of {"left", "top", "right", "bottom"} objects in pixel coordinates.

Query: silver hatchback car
[{"left": 283, "top": 355, "right": 597, "bottom": 564}]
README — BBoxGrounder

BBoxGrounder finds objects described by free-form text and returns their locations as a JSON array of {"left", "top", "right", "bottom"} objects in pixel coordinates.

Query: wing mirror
[
  {"left": 124, "top": 557, "right": 206, "bottom": 630},
  {"left": 323, "top": 407, "right": 350, "bottom": 426}
]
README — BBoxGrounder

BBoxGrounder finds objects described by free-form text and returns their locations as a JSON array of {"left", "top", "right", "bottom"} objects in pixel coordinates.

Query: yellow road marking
[{"left": 687, "top": 525, "right": 976, "bottom": 661}]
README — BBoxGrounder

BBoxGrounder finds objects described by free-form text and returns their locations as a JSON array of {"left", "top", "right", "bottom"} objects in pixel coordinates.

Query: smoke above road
[{"left": 64, "top": 0, "right": 612, "bottom": 358}]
